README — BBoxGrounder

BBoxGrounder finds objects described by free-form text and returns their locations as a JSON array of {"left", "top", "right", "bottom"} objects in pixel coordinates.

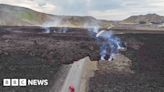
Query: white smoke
[
  {"left": 41, "top": 18, "right": 68, "bottom": 33},
  {"left": 86, "top": 24, "right": 126, "bottom": 61},
  {"left": 96, "top": 30, "right": 126, "bottom": 61},
  {"left": 42, "top": 18, "right": 62, "bottom": 27}
]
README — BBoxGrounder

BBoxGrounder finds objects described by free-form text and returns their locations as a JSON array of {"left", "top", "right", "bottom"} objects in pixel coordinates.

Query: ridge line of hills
[{"left": 0, "top": 4, "right": 164, "bottom": 28}]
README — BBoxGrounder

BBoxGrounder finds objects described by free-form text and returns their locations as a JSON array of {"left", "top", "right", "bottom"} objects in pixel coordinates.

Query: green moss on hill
[{"left": 17, "top": 11, "right": 38, "bottom": 21}]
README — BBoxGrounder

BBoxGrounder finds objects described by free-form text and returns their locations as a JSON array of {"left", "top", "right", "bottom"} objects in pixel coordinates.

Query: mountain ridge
[
  {"left": 0, "top": 4, "right": 112, "bottom": 28},
  {"left": 123, "top": 13, "right": 164, "bottom": 24}
]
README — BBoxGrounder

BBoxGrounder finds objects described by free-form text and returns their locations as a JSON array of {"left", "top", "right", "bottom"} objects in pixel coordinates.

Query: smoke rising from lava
[
  {"left": 88, "top": 27, "right": 126, "bottom": 61},
  {"left": 41, "top": 18, "right": 68, "bottom": 33}
]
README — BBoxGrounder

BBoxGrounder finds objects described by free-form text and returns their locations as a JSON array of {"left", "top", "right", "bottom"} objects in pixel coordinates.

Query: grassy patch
[{"left": 17, "top": 11, "right": 38, "bottom": 21}]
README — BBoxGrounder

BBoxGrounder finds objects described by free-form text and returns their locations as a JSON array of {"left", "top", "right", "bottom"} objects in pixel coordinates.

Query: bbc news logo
[{"left": 3, "top": 79, "right": 48, "bottom": 86}]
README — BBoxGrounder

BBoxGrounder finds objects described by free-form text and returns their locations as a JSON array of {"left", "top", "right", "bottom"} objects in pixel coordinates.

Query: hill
[
  {"left": 123, "top": 14, "right": 164, "bottom": 24},
  {"left": 0, "top": 4, "right": 112, "bottom": 28},
  {"left": 0, "top": 4, "right": 54, "bottom": 26}
]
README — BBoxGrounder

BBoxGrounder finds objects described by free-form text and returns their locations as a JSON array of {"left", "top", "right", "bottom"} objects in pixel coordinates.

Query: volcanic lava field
[
  {"left": 89, "top": 34, "right": 164, "bottom": 92},
  {"left": 0, "top": 26, "right": 164, "bottom": 92},
  {"left": 0, "top": 26, "right": 99, "bottom": 92}
]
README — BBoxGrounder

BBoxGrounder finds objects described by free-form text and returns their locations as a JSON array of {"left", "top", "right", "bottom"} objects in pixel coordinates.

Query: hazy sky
[{"left": 0, "top": 0, "right": 164, "bottom": 20}]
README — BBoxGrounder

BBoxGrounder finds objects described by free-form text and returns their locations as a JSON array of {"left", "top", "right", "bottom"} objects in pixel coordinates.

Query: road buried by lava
[
  {"left": 0, "top": 26, "right": 164, "bottom": 92},
  {"left": 0, "top": 26, "right": 99, "bottom": 92}
]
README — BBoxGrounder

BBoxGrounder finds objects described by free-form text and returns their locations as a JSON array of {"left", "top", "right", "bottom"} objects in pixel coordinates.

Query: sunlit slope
[{"left": 0, "top": 4, "right": 112, "bottom": 28}]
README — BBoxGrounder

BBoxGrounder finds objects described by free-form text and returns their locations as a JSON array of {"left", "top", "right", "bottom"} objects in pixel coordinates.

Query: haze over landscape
[
  {"left": 0, "top": 0, "right": 164, "bottom": 20},
  {"left": 1, "top": 4, "right": 164, "bottom": 29}
]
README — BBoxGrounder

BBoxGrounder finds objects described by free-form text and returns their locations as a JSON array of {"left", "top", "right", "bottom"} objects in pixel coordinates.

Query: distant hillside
[
  {"left": 0, "top": 4, "right": 112, "bottom": 28},
  {"left": 0, "top": 4, "right": 54, "bottom": 26},
  {"left": 45, "top": 15, "right": 99, "bottom": 28},
  {"left": 122, "top": 14, "right": 164, "bottom": 24}
]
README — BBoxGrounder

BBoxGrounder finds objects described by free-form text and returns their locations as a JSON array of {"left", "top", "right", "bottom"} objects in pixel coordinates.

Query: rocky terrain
[
  {"left": 89, "top": 34, "right": 164, "bottom": 92},
  {"left": 0, "top": 26, "right": 164, "bottom": 92},
  {"left": 0, "top": 26, "right": 99, "bottom": 92}
]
